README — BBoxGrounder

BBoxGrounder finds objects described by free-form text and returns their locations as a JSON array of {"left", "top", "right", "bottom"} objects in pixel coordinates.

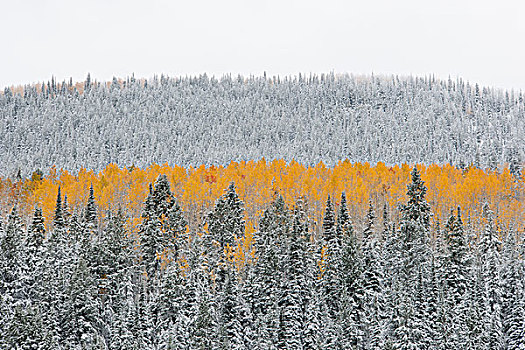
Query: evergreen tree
[
  {"left": 0, "top": 206, "right": 26, "bottom": 300},
  {"left": 207, "top": 181, "right": 245, "bottom": 249},
  {"left": 359, "top": 202, "right": 385, "bottom": 349},
  {"left": 277, "top": 198, "right": 310, "bottom": 350},
  {"left": 389, "top": 167, "right": 432, "bottom": 348},
  {"left": 62, "top": 256, "right": 102, "bottom": 348},
  {"left": 84, "top": 183, "right": 97, "bottom": 226},
  {"left": 500, "top": 230, "right": 525, "bottom": 349},
  {"left": 53, "top": 186, "right": 65, "bottom": 233},
  {"left": 28, "top": 206, "right": 46, "bottom": 247},
  {"left": 322, "top": 195, "right": 336, "bottom": 245},
  {"left": 321, "top": 194, "right": 343, "bottom": 324},
  {"left": 336, "top": 192, "right": 353, "bottom": 238},
  {"left": 251, "top": 194, "right": 290, "bottom": 347},
  {"left": 25, "top": 206, "right": 46, "bottom": 302},
  {"left": 398, "top": 167, "right": 431, "bottom": 274},
  {"left": 206, "top": 182, "right": 245, "bottom": 287},
  {"left": 443, "top": 207, "right": 469, "bottom": 304},
  {"left": 338, "top": 194, "right": 361, "bottom": 348},
  {"left": 479, "top": 204, "right": 503, "bottom": 349}
]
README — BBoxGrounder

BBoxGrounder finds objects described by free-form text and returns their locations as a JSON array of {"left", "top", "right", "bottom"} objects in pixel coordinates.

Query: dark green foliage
[
  {"left": 139, "top": 175, "right": 187, "bottom": 278},
  {"left": 84, "top": 183, "right": 97, "bottom": 226},
  {"left": 28, "top": 207, "right": 45, "bottom": 248},
  {"left": 53, "top": 186, "right": 64, "bottom": 229},
  {"left": 322, "top": 195, "right": 336, "bottom": 245},
  {"left": 207, "top": 181, "right": 245, "bottom": 249}
]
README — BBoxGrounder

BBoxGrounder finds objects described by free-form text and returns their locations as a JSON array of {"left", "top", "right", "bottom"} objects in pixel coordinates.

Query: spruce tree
[
  {"left": 389, "top": 167, "right": 432, "bottom": 348},
  {"left": 251, "top": 194, "right": 290, "bottom": 345},
  {"left": 336, "top": 191, "right": 353, "bottom": 238},
  {"left": 479, "top": 204, "right": 503, "bottom": 348},
  {"left": 398, "top": 167, "right": 431, "bottom": 274},
  {"left": 1, "top": 206, "right": 26, "bottom": 301},
  {"left": 443, "top": 207, "right": 469, "bottom": 304},
  {"left": 321, "top": 195, "right": 343, "bottom": 322},
  {"left": 52, "top": 186, "right": 66, "bottom": 238},
  {"left": 338, "top": 193, "right": 361, "bottom": 348},
  {"left": 139, "top": 182, "right": 165, "bottom": 279},
  {"left": 360, "top": 201, "right": 385, "bottom": 349},
  {"left": 25, "top": 206, "right": 46, "bottom": 302},
  {"left": 322, "top": 195, "right": 336, "bottom": 245},
  {"left": 277, "top": 198, "right": 310, "bottom": 350},
  {"left": 84, "top": 183, "right": 97, "bottom": 227},
  {"left": 28, "top": 206, "right": 46, "bottom": 247},
  {"left": 500, "top": 230, "right": 525, "bottom": 349},
  {"left": 206, "top": 182, "right": 245, "bottom": 287},
  {"left": 207, "top": 181, "right": 245, "bottom": 249}
]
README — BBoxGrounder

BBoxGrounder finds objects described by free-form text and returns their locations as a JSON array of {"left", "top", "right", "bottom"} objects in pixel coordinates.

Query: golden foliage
[{"left": 0, "top": 160, "right": 523, "bottom": 237}]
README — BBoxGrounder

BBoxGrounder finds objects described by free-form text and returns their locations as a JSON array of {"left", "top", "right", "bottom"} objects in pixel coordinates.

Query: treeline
[
  {"left": 1, "top": 160, "right": 523, "bottom": 240},
  {"left": 1, "top": 168, "right": 524, "bottom": 349},
  {"left": 1, "top": 73, "right": 524, "bottom": 176}
]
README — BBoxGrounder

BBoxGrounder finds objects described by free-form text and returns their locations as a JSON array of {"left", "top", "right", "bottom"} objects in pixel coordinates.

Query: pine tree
[
  {"left": 207, "top": 181, "right": 245, "bottom": 249},
  {"left": 140, "top": 182, "right": 166, "bottom": 280},
  {"left": 251, "top": 194, "right": 290, "bottom": 347},
  {"left": 336, "top": 192, "right": 353, "bottom": 238},
  {"left": 168, "top": 201, "right": 188, "bottom": 262},
  {"left": 84, "top": 183, "right": 97, "bottom": 227},
  {"left": 303, "top": 280, "right": 322, "bottom": 350},
  {"left": 479, "top": 204, "right": 503, "bottom": 349},
  {"left": 389, "top": 167, "right": 433, "bottom": 349},
  {"left": 322, "top": 195, "right": 336, "bottom": 245},
  {"left": 62, "top": 194, "right": 72, "bottom": 227},
  {"left": 189, "top": 283, "right": 215, "bottom": 350},
  {"left": 62, "top": 256, "right": 102, "bottom": 348},
  {"left": 0, "top": 206, "right": 26, "bottom": 301},
  {"left": 25, "top": 207, "right": 46, "bottom": 302},
  {"left": 206, "top": 182, "right": 245, "bottom": 287},
  {"left": 398, "top": 167, "right": 431, "bottom": 274},
  {"left": 500, "top": 230, "right": 525, "bottom": 349},
  {"left": 360, "top": 201, "right": 385, "bottom": 349},
  {"left": 139, "top": 175, "right": 187, "bottom": 281},
  {"left": 443, "top": 207, "right": 469, "bottom": 304},
  {"left": 276, "top": 199, "right": 309, "bottom": 350},
  {"left": 53, "top": 186, "right": 65, "bottom": 234},
  {"left": 4, "top": 303, "right": 50, "bottom": 350},
  {"left": 28, "top": 206, "right": 45, "bottom": 247},
  {"left": 320, "top": 195, "right": 343, "bottom": 323},
  {"left": 338, "top": 193, "right": 361, "bottom": 348},
  {"left": 258, "top": 193, "right": 290, "bottom": 248}
]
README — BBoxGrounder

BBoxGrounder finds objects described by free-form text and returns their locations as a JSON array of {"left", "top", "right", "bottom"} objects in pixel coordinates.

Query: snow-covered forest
[
  {"left": 1, "top": 74, "right": 524, "bottom": 349},
  {"left": 1, "top": 170, "right": 524, "bottom": 349},
  {"left": 1, "top": 73, "right": 524, "bottom": 176}
]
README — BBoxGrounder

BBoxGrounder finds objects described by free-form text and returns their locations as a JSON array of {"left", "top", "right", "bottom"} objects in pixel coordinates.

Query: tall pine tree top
[
  {"left": 399, "top": 167, "right": 431, "bottom": 246},
  {"left": 28, "top": 206, "right": 45, "bottom": 249},
  {"left": 152, "top": 174, "right": 175, "bottom": 218},
  {"left": 402, "top": 167, "right": 431, "bottom": 229},
  {"left": 396, "top": 166, "right": 432, "bottom": 280},
  {"left": 207, "top": 182, "right": 245, "bottom": 249},
  {"left": 84, "top": 183, "right": 97, "bottom": 225},
  {"left": 54, "top": 186, "right": 64, "bottom": 229}
]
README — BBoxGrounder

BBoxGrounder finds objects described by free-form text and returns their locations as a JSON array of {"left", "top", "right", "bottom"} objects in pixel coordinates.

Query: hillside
[
  {"left": 1, "top": 73, "right": 523, "bottom": 176},
  {"left": 1, "top": 74, "right": 525, "bottom": 349}
]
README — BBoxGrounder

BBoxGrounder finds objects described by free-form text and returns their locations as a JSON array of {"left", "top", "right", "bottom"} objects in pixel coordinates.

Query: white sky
[{"left": 2, "top": 0, "right": 525, "bottom": 90}]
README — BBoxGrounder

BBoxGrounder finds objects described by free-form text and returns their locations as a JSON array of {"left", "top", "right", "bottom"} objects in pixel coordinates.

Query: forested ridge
[
  {"left": 1, "top": 73, "right": 525, "bottom": 349},
  {"left": 1, "top": 166, "right": 524, "bottom": 349},
  {"left": 1, "top": 73, "right": 524, "bottom": 176}
]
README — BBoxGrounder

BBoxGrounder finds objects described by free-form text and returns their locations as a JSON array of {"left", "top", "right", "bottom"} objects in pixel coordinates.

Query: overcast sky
[{"left": 2, "top": 0, "right": 524, "bottom": 90}]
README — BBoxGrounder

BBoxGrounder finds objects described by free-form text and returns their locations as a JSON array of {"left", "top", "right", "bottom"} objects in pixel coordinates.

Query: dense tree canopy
[
  {"left": 1, "top": 74, "right": 524, "bottom": 176},
  {"left": 0, "top": 169, "right": 523, "bottom": 349}
]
